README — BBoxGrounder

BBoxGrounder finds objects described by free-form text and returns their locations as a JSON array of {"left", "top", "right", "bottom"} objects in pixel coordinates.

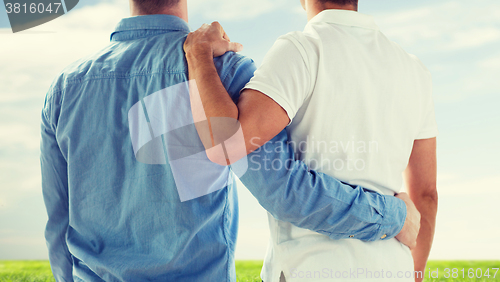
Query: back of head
[
  {"left": 132, "top": 0, "right": 181, "bottom": 15},
  {"left": 318, "top": 0, "right": 358, "bottom": 9}
]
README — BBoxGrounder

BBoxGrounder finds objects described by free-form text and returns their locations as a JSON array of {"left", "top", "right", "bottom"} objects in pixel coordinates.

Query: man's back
[
  {"left": 244, "top": 9, "right": 438, "bottom": 281},
  {"left": 286, "top": 10, "right": 437, "bottom": 194},
  {"left": 40, "top": 15, "right": 253, "bottom": 281}
]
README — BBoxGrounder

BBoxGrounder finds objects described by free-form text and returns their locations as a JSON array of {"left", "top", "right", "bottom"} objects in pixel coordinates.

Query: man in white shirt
[{"left": 184, "top": 0, "right": 438, "bottom": 281}]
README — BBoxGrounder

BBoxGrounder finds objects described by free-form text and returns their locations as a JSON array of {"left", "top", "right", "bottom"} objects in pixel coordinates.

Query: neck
[
  {"left": 129, "top": 0, "right": 188, "bottom": 23},
  {"left": 306, "top": 2, "right": 357, "bottom": 21}
]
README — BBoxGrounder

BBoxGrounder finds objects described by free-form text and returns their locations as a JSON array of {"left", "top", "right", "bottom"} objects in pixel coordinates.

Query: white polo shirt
[{"left": 244, "top": 9, "right": 438, "bottom": 282}]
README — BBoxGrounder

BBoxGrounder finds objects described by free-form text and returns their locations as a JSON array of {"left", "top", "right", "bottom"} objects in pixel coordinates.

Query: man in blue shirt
[{"left": 40, "top": 0, "right": 419, "bottom": 281}]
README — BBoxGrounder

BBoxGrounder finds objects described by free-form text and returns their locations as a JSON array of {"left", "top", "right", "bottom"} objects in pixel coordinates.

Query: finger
[
  {"left": 198, "top": 23, "right": 210, "bottom": 31},
  {"left": 183, "top": 32, "right": 195, "bottom": 51},
  {"left": 223, "top": 32, "right": 231, "bottom": 42},
  {"left": 227, "top": 41, "right": 244, "bottom": 53},
  {"left": 410, "top": 241, "right": 417, "bottom": 250},
  {"left": 217, "top": 24, "right": 230, "bottom": 41},
  {"left": 211, "top": 21, "right": 223, "bottom": 34},
  {"left": 211, "top": 21, "right": 229, "bottom": 40}
]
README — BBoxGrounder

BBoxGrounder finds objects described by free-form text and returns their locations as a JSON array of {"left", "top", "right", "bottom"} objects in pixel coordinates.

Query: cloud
[
  {"left": 0, "top": 152, "right": 43, "bottom": 209},
  {"left": 441, "top": 27, "right": 500, "bottom": 51},
  {"left": 431, "top": 190, "right": 500, "bottom": 260},
  {"left": 0, "top": 0, "right": 498, "bottom": 261},
  {"left": 188, "top": 0, "right": 289, "bottom": 21},
  {"left": 0, "top": 1, "right": 124, "bottom": 103},
  {"left": 0, "top": 30, "right": 110, "bottom": 104},
  {"left": 0, "top": 236, "right": 45, "bottom": 246},
  {"left": 374, "top": 1, "right": 500, "bottom": 103},
  {"left": 479, "top": 52, "right": 500, "bottom": 69},
  {"left": 235, "top": 179, "right": 269, "bottom": 259},
  {"left": 377, "top": 1, "right": 500, "bottom": 52},
  {"left": 0, "top": 0, "right": 118, "bottom": 219},
  {"left": 437, "top": 174, "right": 500, "bottom": 196},
  {"left": 0, "top": 0, "right": 124, "bottom": 237},
  {"left": 35, "top": 0, "right": 128, "bottom": 32},
  {"left": 0, "top": 123, "right": 41, "bottom": 151},
  {"left": 1, "top": 0, "right": 285, "bottom": 260},
  {"left": 55, "top": 1, "right": 128, "bottom": 31}
]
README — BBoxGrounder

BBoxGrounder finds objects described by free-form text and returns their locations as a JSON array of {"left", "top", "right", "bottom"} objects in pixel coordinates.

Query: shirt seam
[
  {"left": 65, "top": 70, "right": 186, "bottom": 84},
  {"left": 115, "top": 27, "right": 187, "bottom": 32},
  {"left": 42, "top": 105, "right": 52, "bottom": 126},
  {"left": 222, "top": 184, "right": 231, "bottom": 282},
  {"left": 415, "top": 128, "right": 439, "bottom": 140},
  {"left": 380, "top": 195, "right": 407, "bottom": 239},
  {"left": 243, "top": 80, "right": 296, "bottom": 123},
  {"left": 316, "top": 22, "right": 379, "bottom": 31},
  {"left": 111, "top": 29, "right": 188, "bottom": 42},
  {"left": 47, "top": 70, "right": 187, "bottom": 102},
  {"left": 415, "top": 72, "right": 435, "bottom": 139},
  {"left": 43, "top": 89, "right": 62, "bottom": 126}
]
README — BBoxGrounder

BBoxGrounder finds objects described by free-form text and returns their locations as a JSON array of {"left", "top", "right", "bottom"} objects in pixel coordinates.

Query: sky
[{"left": 0, "top": 0, "right": 499, "bottom": 261}]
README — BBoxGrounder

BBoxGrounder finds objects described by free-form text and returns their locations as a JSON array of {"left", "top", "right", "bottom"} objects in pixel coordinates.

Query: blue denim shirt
[{"left": 40, "top": 15, "right": 406, "bottom": 282}]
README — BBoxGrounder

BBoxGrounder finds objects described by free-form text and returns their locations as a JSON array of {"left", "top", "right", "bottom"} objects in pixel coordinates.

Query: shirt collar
[
  {"left": 110, "top": 15, "right": 190, "bottom": 41},
  {"left": 308, "top": 9, "right": 379, "bottom": 31}
]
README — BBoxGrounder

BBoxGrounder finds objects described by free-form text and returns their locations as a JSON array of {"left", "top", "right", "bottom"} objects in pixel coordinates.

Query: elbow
[
  {"left": 205, "top": 149, "right": 231, "bottom": 166},
  {"left": 424, "top": 184, "right": 438, "bottom": 203},
  {"left": 416, "top": 186, "right": 438, "bottom": 207},
  {"left": 428, "top": 189, "right": 438, "bottom": 206},
  {"left": 205, "top": 138, "right": 249, "bottom": 167}
]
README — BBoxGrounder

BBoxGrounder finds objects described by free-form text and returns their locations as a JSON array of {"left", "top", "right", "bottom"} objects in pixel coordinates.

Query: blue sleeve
[
  {"left": 214, "top": 52, "right": 256, "bottom": 102},
  {"left": 219, "top": 54, "right": 407, "bottom": 241},
  {"left": 40, "top": 93, "right": 74, "bottom": 281},
  {"left": 240, "top": 131, "right": 406, "bottom": 241}
]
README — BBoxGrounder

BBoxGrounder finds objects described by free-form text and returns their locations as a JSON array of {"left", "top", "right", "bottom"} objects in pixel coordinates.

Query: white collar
[{"left": 309, "top": 9, "right": 379, "bottom": 31}]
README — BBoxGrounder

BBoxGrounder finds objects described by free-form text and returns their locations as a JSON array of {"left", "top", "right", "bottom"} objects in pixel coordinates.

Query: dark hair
[
  {"left": 318, "top": 0, "right": 358, "bottom": 8},
  {"left": 132, "top": 0, "right": 181, "bottom": 14}
]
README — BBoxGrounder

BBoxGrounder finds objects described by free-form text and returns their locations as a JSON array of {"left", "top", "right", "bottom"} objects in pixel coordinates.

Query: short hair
[
  {"left": 132, "top": 0, "right": 181, "bottom": 14},
  {"left": 318, "top": 0, "right": 358, "bottom": 8}
]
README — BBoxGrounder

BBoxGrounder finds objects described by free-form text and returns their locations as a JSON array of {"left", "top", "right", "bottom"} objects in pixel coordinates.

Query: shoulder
[
  {"left": 408, "top": 53, "right": 432, "bottom": 80},
  {"left": 263, "top": 31, "right": 320, "bottom": 76},
  {"left": 214, "top": 52, "right": 255, "bottom": 81},
  {"left": 405, "top": 51, "right": 432, "bottom": 88},
  {"left": 385, "top": 38, "right": 431, "bottom": 80},
  {"left": 213, "top": 52, "right": 256, "bottom": 95},
  {"left": 278, "top": 30, "right": 321, "bottom": 56},
  {"left": 275, "top": 31, "right": 316, "bottom": 55},
  {"left": 280, "top": 29, "right": 320, "bottom": 45},
  {"left": 43, "top": 43, "right": 118, "bottom": 122},
  {"left": 47, "top": 43, "right": 117, "bottom": 96}
]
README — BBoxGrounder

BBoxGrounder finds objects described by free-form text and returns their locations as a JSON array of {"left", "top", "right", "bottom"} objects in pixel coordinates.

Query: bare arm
[
  {"left": 184, "top": 22, "right": 422, "bottom": 248},
  {"left": 404, "top": 137, "right": 438, "bottom": 281},
  {"left": 185, "top": 22, "right": 289, "bottom": 165}
]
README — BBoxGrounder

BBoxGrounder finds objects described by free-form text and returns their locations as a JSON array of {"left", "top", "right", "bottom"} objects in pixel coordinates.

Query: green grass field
[{"left": 0, "top": 260, "right": 498, "bottom": 281}]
